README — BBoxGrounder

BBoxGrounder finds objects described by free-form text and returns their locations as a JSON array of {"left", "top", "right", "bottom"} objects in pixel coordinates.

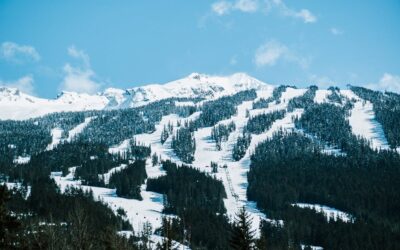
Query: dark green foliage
[
  {"left": 245, "top": 110, "right": 285, "bottom": 134},
  {"left": 0, "top": 120, "right": 51, "bottom": 157},
  {"left": 252, "top": 85, "right": 293, "bottom": 109},
  {"left": 287, "top": 85, "right": 318, "bottom": 111},
  {"left": 0, "top": 185, "right": 21, "bottom": 249},
  {"left": 8, "top": 180, "right": 135, "bottom": 249},
  {"left": 248, "top": 131, "right": 400, "bottom": 249},
  {"left": 156, "top": 217, "right": 177, "bottom": 250},
  {"left": 128, "top": 139, "right": 151, "bottom": 160},
  {"left": 351, "top": 86, "right": 400, "bottom": 148},
  {"left": 171, "top": 127, "right": 196, "bottom": 163},
  {"left": 211, "top": 122, "right": 236, "bottom": 150},
  {"left": 295, "top": 103, "right": 352, "bottom": 149},
  {"left": 147, "top": 160, "right": 226, "bottom": 215},
  {"left": 327, "top": 86, "right": 343, "bottom": 104},
  {"left": 6, "top": 141, "right": 126, "bottom": 186},
  {"left": 79, "top": 99, "right": 195, "bottom": 146},
  {"left": 295, "top": 102, "right": 373, "bottom": 155},
  {"left": 230, "top": 207, "right": 256, "bottom": 250},
  {"left": 32, "top": 111, "right": 86, "bottom": 139},
  {"left": 147, "top": 161, "right": 231, "bottom": 249},
  {"left": 232, "top": 132, "right": 251, "bottom": 161},
  {"left": 161, "top": 123, "right": 173, "bottom": 144},
  {"left": 195, "top": 90, "right": 257, "bottom": 128},
  {"left": 109, "top": 160, "right": 147, "bottom": 200}
]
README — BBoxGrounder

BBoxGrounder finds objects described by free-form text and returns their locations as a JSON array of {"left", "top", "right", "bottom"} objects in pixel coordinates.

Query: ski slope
[
  {"left": 67, "top": 117, "right": 94, "bottom": 142},
  {"left": 341, "top": 90, "right": 390, "bottom": 151},
  {"left": 293, "top": 203, "right": 353, "bottom": 223},
  {"left": 51, "top": 165, "right": 165, "bottom": 234},
  {"left": 46, "top": 128, "right": 63, "bottom": 150}
]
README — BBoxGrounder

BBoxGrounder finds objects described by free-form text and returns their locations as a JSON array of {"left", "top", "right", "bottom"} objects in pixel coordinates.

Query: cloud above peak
[
  {"left": 59, "top": 46, "right": 102, "bottom": 94},
  {"left": 254, "top": 40, "right": 309, "bottom": 68},
  {"left": 366, "top": 73, "right": 400, "bottom": 94},
  {"left": 0, "top": 41, "right": 41, "bottom": 63},
  {"left": 68, "top": 45, "right": 90, "bottom": 66},
  {"left": 0, "top": 75, "right": 35, "bottom": 95}
]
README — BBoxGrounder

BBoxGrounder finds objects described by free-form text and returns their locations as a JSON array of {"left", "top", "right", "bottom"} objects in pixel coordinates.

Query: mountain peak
[{"left": 0, "top": 86, "right": 21, "bottom": 97}]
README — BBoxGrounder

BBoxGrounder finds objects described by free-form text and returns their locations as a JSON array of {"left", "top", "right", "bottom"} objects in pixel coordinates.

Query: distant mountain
[{"left": 0, "top": 72, "right": 271, "bottom": 120}]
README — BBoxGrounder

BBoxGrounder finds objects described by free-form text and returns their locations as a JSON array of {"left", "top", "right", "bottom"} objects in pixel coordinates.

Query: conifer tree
[
  {"left": 157, "top": 217, "right": 176, "bottom": 250},
  {"left": 0, "top": 185, "right": 21, "bottom": 249},
  {"left": 230, "top": 206, "right": 256, "bottom": 250}
]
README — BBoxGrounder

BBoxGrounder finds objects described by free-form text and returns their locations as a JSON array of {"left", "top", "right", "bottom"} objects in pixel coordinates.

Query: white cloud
[
  {"left": 0, "top": 75, "right": 35, "bottom": 95},
  {"left": 309, "top": 74, "right": 335, "bottom": 88},
  {"left": 209, "top": 0, "right": 316, "bottom": 25},
  {"left": 331, "top": 27, "right": 343, "bottom": 35},
  {"left": 59, "top": 46, "right": 101, "bottom": 94},
  {"left": 270, "top": 0, "right": 317, "bottom": 23},
  {"left": 294, "top": 9, "right": 317, "bottom": 23},
  {"left": 211, "top": 0, "right": 258, "bottom": 15},
  {"left": 254, "top": 40, "right": 288, "bottom": 66},
  {"left": 0, "top": 41, "right": 41, "bottom": 63},
  {"left": 212, "top": 1, "right": 232, "bottom": 15},
  {"left": 68, "top": 45, "right": 90, "bottom": 66},
  {"left": 366, "top": 73, "right": 400, "bottom": 93},
  {"left": 254, "top": 40, "right": 309, "bottom": 68},
  {"left": 234, "top": 0, "right": 258, "bottom": 13}
]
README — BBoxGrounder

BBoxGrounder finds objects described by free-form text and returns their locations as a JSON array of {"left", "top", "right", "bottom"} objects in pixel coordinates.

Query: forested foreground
[{"left": 248, "top": 131, "right": 400, "bottom": 250}]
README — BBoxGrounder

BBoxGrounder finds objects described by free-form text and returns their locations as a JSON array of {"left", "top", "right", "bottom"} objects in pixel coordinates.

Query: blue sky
[{"left": 0, "top": 0, "right": 400, "bottom": 97}]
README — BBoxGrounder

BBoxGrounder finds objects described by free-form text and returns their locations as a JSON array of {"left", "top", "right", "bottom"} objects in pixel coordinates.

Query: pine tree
[
  {"left": 139, "top": 221, "right": 153, "bottom": 250},
  {"left": 157, "top": 217, "right": 176, "bottom": 250},
  {"left": 230, "top": 206, "right": 256, "bottom": 250},
  {"left": 0, "top": 185, "right": 21, "bottom": 249}
]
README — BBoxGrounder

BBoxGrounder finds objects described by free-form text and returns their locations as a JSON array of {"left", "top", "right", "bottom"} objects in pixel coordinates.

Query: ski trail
[
  {"left": 67, "top": 117, "right": 94, "bottom": 142},
  {"left": 341, "top": 90, "right": 390, "bottom": 151}
]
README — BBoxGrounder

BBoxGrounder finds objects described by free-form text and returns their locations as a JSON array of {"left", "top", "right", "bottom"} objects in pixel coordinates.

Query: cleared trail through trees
[{"left": 224, "top": 167, "right": 239, "bottom": 202}]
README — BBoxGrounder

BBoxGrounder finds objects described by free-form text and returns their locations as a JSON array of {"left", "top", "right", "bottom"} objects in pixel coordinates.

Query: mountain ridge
[{"left": 0, "top": 72, "right": 272, "bottom": 120}]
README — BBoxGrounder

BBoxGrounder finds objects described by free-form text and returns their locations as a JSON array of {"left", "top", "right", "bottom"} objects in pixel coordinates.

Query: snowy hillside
[
  {"left": 2, "top": 76, "right": 400, "bottom": 249},
  {"left": 0, "top": 72, "right": 271, "bottom": 120},
  {"left": 0, "top": 87, "right": 108, "bottom": 120}
]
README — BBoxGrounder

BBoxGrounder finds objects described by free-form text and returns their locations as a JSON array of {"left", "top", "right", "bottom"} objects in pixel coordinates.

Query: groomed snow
[
  {"left": 46, "top": 128, "right": 63, "bottom": 150},
  {"left": 99, "top": 164, "right": 128, "bottom": 185},
  {"left": 67, "top": 117, "right": 94, "bottom": 142},
  {"left": 293, "top": 203, "right": 353, "bottom": 223},
  {"left": 314, "top": 89, "right": 331, "bottom": 104},
  {"left": 174, "top": 101, "right": 195, "bottom": 107},
  {"left": 341, "top": 90, "right": 390, "bottom": 151},
  {"left": 51, "top": 165, "right": 165, "bottom": 235}
]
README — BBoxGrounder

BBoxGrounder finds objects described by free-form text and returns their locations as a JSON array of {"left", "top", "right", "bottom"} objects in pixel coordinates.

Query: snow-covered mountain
[
  {"left": 0, "top": 87, "right": 108, "bottom": 120},
  {"left": 0, "top": 73, "right": 271, "bottom": 120}
]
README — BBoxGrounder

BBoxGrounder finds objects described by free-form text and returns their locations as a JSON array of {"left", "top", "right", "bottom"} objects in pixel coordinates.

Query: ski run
[{"left": 48, "top": 86, "right": 395, "bottom": 248}]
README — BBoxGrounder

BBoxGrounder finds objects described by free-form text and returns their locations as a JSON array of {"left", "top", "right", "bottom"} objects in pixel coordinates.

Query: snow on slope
[
  {"left": 0, "top": 73, "right": 271, "bottom": 120},
  {"left": 13, "top": 156, "right": 31, "bottom": 164},
  {"left": 51, "top": 166, "right": 165, "bottom": 234},
  {"left": 341, "top": 90, "right": 390, "bottom": 150},
  {"left": 314, "top": 89, "right": 331, "bottom": 104},
  {"left": 250, "top": 87, "right": 306, "bottom": 116},
  {"left": 123, "top": 72, "right": 269, "bottom": 108},
  {"left": 100, "top": 164, "right": 128, "bottom": 185},
  {"left": 0, "top": 87, "right": 108, "bottom": 120},
  {"left": 66, "top": 117, "right": 94, "bottom": 142},
  {"left": 46, "top": 128, "right": 63, "bottom": 150},
  {"left": 293, "top": 203, "right": 353, "bottom": 223}
]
